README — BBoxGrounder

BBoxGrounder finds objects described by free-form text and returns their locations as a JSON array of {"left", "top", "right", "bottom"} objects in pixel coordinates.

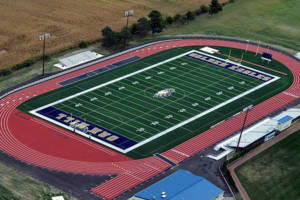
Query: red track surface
[{"left": 0, "top": 39, "right": 299, "bottom": 199}]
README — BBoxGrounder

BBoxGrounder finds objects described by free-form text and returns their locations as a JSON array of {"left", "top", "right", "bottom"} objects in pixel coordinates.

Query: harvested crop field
[{"left": 0, "top": 0, "right": 225, "bottom": 69}]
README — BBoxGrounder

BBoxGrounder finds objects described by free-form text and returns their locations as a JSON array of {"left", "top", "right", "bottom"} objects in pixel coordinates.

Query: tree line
[{"left": 101, "top": 0, "right": 225, "bottom": 49}]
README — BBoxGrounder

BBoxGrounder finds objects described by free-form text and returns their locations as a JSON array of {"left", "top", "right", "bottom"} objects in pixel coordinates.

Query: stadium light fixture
[
  {"left": 39, "top": 33, "right": 51, "bottom": 76},
  {"left": 235, "top": 105, "right": 253, "bottom": 152},
  {"left": 123, "top": 9, "right": 134, "bottom": 48},
  {"left": 124, "top": 9, "right": 134, "bottom": 27}
]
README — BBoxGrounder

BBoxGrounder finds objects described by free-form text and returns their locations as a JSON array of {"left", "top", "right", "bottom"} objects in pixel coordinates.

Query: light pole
[
  {"left": 124, "top": 9, "right": 133, "bottom": 48},
  {"left": 39, "top": 33, "right": 51, "bottom": 76},
  {"left": 245, "top": 39, "right": 250, "bottom": 52},
  {"left": 125, "top": 9, "right": 134, "bottom": 29},
  {"left": 236, "top": 105, "right": 253, "bottom": 152}
]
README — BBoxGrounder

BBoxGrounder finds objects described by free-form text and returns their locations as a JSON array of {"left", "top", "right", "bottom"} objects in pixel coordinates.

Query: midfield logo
[{"left": 153, "top": 88, "right": 175, "bottom": 98}]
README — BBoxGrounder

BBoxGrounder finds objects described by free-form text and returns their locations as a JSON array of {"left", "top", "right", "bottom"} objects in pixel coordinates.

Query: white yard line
[
  {"left": 30, "top": 50, "right": 280, "bottom": 153},
  {"left": 178, "top": 57, "right": 260, "bottom": 87},
  {"left": 122, "top": 76, "right": 205, "bottom": 113},
  {"left": 93, "top": 90, "right": 184, "bottom": 128},
  {"left": 141, "top": 67, "right": 235, "bottom": 100},
  {"left": 76, "top": 93, "right": 169, "bottom": 131},
  {"left": 134, "top": 67, "right": 238, "bottom": 105},
  {"left": 130, "top": 67, "right": 224, "bottom": 106},
  {"left": 66, "top": 98, "right": 157, "bottom": 138},
  {"left": 88, "top": 86, "right": 187, "bottom": 123},
  {"left": 169, "top": 60, "right": 255, "bottom": 92}
]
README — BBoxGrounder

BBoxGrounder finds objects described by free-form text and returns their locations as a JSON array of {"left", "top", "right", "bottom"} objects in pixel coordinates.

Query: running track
[{"left": 0, "top": 39, "right": 299, "bottom": 199}]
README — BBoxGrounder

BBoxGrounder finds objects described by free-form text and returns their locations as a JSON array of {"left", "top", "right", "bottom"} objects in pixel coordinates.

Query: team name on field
[
  {"left": 187, "top": 52, "right": 272, "bottom": 82},
  {"left": 56, "top": 113, "right": 119, "bottom": 142}
]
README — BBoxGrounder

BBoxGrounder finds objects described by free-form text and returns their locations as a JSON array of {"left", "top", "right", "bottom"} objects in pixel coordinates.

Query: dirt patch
[{"left": 0, "top": 49, "right": 7, "bottom": 55}]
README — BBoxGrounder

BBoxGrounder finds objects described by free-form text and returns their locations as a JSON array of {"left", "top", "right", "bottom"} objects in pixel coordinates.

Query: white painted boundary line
[{"left": 30, "top": 50, "right": 280, "bottom": 153}]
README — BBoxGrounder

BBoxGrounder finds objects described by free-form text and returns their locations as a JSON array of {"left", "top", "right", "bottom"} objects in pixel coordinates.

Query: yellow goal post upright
[
  {"left": 227, "top": 49, "right": 232, "bottom": 60},
  {"left": 240, "top": 52, "right": 244, "bottom": 63}
]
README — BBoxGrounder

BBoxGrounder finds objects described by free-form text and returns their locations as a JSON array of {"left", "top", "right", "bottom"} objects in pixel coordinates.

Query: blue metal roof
[
  {"left": 135, "top": 170, "right": 223, "bottom": 200},
  {"left": 278, "top": 115, "right": 293, "bottom": 124}
]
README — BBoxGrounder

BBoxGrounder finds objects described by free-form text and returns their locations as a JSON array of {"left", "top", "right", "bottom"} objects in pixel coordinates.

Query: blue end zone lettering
[
  {"left": 37, "top": 106, "right": 138, "bottom": 150},
  {"left": 186, "top": 52, "right": 274, "bottom": 82}
]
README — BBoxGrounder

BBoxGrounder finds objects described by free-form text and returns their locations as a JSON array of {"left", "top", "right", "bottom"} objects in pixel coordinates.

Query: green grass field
[
  {"left": 19, "top": 46, "right": 293, "bottom": 158},
  {"left": 236, "top": 128, "right": 300, "bottom": 200},
  {"left": 0, "top": 162, "right": 75, "bottom": 200},
  {"left": 160, "top": 0, "right": 300, "bottom": 52}
]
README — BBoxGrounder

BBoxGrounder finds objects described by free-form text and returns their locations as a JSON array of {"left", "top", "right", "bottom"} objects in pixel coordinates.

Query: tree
[
  {"left": 148, "top": 10, "right": 164, "bottom": 34},
  {"left": 101, "top": 26, "right": 119, "bottom": 48},
  {"left": 120, "top": 26, "right": 132, "bottom": 47},
  {"left": 209, "top": 0, "right": 223, "bottom": 15},
  {"left": 200, "top": 5, "right": 209, "bottom": 13},
  {"left": 185, "top": 11, "right": 195, "bottom": 21},
  {"left": 166, "top": 16, "right": 174, "bottom": 25},
  {"left": 0, "top": 68, "right": 12, "bottom": 76},
  {"left": 136, "top": 17, "right": 150, "bottom": 37},
  {"left": 79, "top": 40, "right": 89, "bottom": 48},
  {"left": 195, "top": 9, "right": 201, "bottom": 16},
  {"left": 130, "top": 23, "right": 138, "bottom": 35},
  {"left": 173, "top": 14, "right": 183, "bottom": 25}
]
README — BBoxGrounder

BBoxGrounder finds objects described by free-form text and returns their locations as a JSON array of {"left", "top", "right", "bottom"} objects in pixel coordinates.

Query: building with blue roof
[
  {"left": 134, "top": 170, "right": 224, "bottom": 200},
  {"left": 277, "top": 115, "right": 293, "bottom": 131},
  {"left": 278, "top": 115, "right": 293, "bottom": 124}
]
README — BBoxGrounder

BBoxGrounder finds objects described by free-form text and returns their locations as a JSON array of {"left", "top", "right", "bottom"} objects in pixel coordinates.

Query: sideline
[{"left": 228, "top": 122, "right": 300, "bottom": 200}]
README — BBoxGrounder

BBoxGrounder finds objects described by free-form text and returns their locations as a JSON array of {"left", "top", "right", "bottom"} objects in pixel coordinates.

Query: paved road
[{"left": 228, "top": 122, "right": 300, "bottom": 200}]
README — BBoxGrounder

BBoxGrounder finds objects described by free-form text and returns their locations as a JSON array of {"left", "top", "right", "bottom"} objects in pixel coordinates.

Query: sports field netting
[{"left": 30, "top": 50, "right": 279, "bottom": 153}]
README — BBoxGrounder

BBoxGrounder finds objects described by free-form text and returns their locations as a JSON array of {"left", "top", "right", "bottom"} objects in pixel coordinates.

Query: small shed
[{"left": 277, "top": 115, "right": 293, "bottom": 131}]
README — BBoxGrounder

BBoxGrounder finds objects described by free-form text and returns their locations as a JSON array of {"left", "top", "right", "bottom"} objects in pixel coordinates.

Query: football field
[{"left": 30, "top": 50, "right": 279, "bottom": 153}]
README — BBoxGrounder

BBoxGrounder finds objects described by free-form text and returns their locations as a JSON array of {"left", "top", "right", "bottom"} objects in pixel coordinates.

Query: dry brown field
[{"left": 0, "top": 0, "right": 226, "bottom": 69}]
